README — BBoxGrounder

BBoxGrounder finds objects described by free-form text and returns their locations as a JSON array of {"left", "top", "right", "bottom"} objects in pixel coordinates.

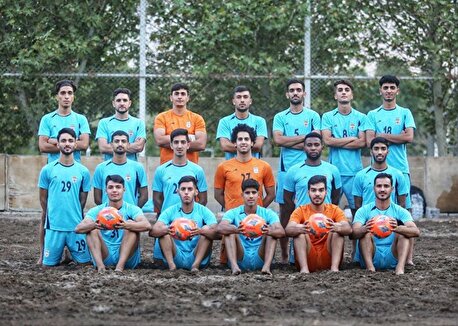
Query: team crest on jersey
[
  {"left": 253, "top": 167, "right": 259, "bottom": 174},
  {"left": 125, "top": 174, "right": 132, "bottom": 182},
  {"left": 395, "top": 117, "right": 401, "bottom": 125},
  {"left": 72, "top": 176, "right": 78, "bottom": 183},
  {"left": 186, "top": 121, "right": 191, "bottom": 128},
  {"left": 304, "top": 120, "right": 309, "bottom": 127},
  {"left": 350, "top": 123, "right": 356, "bottom": 131},
  {"left": 69, "top": 124, "right": 76, "bottom": 130},
  {"left": 128, "top": 130, "right": 134, "bottom": 137},
  {"left": 44, "top": 250, "right": 50, "bottom": 258}
]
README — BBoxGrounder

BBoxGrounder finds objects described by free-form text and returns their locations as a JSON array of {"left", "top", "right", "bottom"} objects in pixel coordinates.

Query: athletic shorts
[
  {"left": 403, "top": 173, "right": 412, "bottom": 209},
  {"left": 341, "top": 175, "right": 355, "bottom": 209},
  {"left": 43, "top": 229, "right": 91, "bottom": 266},
  {"left": 154, "top": 244, "right": 211, "bottom": 270},
  {"left": 230, "top": 247, "right": 264, "bottom": 271},
  {"left": 294, "top": 242, "right": 332, "bottom": 272},
  {"left": 358, "top": 243, "right": 398, "bottom": 270},
  {"left": 97, "top": 245, "right": 141, "bottom": 269},
  {"left": 275, "top": 171, "right": 287, "bottom": 204}
]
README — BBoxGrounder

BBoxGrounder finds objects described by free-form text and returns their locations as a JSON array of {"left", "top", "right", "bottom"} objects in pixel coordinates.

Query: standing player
[
  {"left": 283, "top": 132, "right": 342, "bottom": 264},
  {"left": 154, "top": 83, "right": 207, "bottom": 164},
  {"left": 285, "top": 175, "right": 351, "bottom": 273},
  {"left": 217, "top": 179, "right": 285, "bottom": 275},
  {"left": 153, "top": 128, "right": 207, "bottom": 215},
  {"left": 272, "top": 78, "right": 321, "bottom": 263},
  {"left": 216, "top": 85, "right": 268, "bottom": 159},
  {"left": 352, "top": 173, "right": 420, "bottom": 275},
  {"left": 96, "top": 88, "right": 146, "bottom": 161},
  {"left": 321, "top": 80, "right": 367, "bottom": 217},
  {"left": 150, "top": 176, "right": 218, "bottom": 272},
  {"left": 93, "top": 130, "right": 148, "bottom": 208},
  {"left": 38, "top": 128, "right": 91, "bottom": 266},
  {"left": 76, "top": 175, "right": 151, "bottom": 273},
  {"left": 353, "top": 137, "right": 408, "bottom": 210},
  {"left": 365, "top": 75, "right": 415, "bottom": 209},
  {"left": 38, "top": 80, "right": 90, "bottom": 163},
  {"left": 214, "top": 123, "right": 275, "bottom": 211}
]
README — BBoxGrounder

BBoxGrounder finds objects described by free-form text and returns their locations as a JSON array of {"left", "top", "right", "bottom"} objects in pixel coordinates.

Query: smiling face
[
  {"left": 380, "top": 83, "right": 399, "bottom": 103},
  {"left": 371, "top": 142, "right": 388, "bottom": 163},
  {"left": 234, "top": 131, "right": 253, "bottom": 154},
  {"left": 57, "top": 132, "right": 76, "bottom": 156},
  {"left": 171, "top": 134, "right": 190, "bottom": 158},
  {"left": 374, "top": 177, "right": 393, "bottom": 201},
  {"left": 106, "top": 180, "right": 125, "bottom": 202}
]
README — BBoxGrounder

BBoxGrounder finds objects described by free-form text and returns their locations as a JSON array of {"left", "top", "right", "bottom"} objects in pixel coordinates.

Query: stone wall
[{"left": 1, "top": 154, "right": 457, "bottom": 213}]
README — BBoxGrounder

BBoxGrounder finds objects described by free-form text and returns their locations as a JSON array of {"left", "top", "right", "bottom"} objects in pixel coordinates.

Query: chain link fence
[{"left": 0, "top": 68, "right": 434, "bottom": 157}]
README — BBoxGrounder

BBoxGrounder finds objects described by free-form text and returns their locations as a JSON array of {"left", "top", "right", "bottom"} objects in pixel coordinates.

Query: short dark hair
[
  {"left": 333, "top": 79, "right": 353, "bottom": 91},
  {"left": 308, "top": 175, "right": 327, "bottom": 189},
  {"left": 286, "top": 79, "right": 305, "bottom": 91},
  {"left": 233, "top": 85, "right": 250, "bottom": 98},
  {"left": 57, "top": 127, "right": 76, "bottom": 141},
  {"left": 55, "top": 80, "right": 77, "bottom": 95},
  {"left": 370, "top": 137, "right": 390, "bottom": 149},
  {"left": 178, "top": 175, "right": 197, "bottom": 188},
  {"left": 304, "top": 132, "right": 322, "bottom": 143},
  {"left": 241, "top": 179, "right": 259, "bottom": 191},
  {"left": 374, "top": 172, "right": 393, "bottom": 186},
  {"left": 170, "top": 128, "right": 189, "bottom": 142},
  {"left": 113, "top": 88, "right": 132, "bottom": 99},
  {"left": 231, "top": 123, "right": 257, "bottom": 143},
  {"left": 170, "top": 83, "right": 190, "bottom": 95},
  {"left": 379, "top": 75, "right": 400, "bottom": 87},
  {"left": 105, "top": 174, "right": 125, "bottom": 186},
  {"left": 111, "top": 130, "right": 129, "bottom": 142}
]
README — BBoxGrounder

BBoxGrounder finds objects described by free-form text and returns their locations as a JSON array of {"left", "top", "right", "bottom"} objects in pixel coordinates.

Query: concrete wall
[{"left": 2, "top": 154, "right": 458, "bottom": 213}]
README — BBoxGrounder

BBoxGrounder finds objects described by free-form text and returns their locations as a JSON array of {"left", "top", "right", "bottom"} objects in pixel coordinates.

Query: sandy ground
[{"left": 0, "top": 212, "right": 457, "bottom": 325}]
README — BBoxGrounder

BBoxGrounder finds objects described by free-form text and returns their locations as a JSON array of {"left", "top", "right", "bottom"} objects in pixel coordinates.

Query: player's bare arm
[
  {"left": 262, "top": 186, "right": 276, "bottom": 208},
  {"left": 377, "top": 128, "right": 414, "bottom": 144},
  {"left": 38, "top": 135, "right": 60, "bottom": 153},
  {"left": 285, "top": 221, "right": 308, "bottom": 237},
  {"left": 126, "top": 137, "right": 146, "bottom": 154},
  {"left": 214, "top": 188, "right": 225, "bottom": 209},
  {"left": 93, "top": 188, "right": 103, "bottom": 205},
  {"left": 187, "top": 131, "right": 207, "bottom": 152},
  {"left": 153, "top": 191, "right": 164, "bottom": 214},
  {"left": 137, "top": 186, "right": 148, "bottom": 208},
  {"left": 154, "top": 128, "right": 171, "bottom": 149},
  {"left": 149, "top": 221, "right": 169, "bottom": 237},
  {"left": 97, "top": 137, "right": 114, "bottom": 155},
  {"left": 393, "top": 221, "right": 420, "bottom": 238}
]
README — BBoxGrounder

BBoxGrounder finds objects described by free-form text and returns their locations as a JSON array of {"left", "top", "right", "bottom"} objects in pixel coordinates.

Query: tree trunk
[{"left": 431, "top": 60, "right": 447, "bottom": 156}]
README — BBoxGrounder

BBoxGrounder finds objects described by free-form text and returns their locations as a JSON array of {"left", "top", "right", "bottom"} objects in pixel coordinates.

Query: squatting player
[
  {"left": 76, "top": 174, "right": 151, "bottom": 273},
  {"left": 352, "top": 173, "right": 420, "bottom": 275},
  {"left": 285, "top": 175, "right": 351, "bottom": 273},
  {"left": 217, "top": 179, "right": 285, "bottom": 276},
  {"left": 38, "top": 128, "right": 91, "bottom": 266},
  {"left": 150, "top": 176, "right": 218, "bottom": 272}
]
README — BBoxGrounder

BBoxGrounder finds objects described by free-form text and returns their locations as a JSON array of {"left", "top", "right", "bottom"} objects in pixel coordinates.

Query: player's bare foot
[
  {"left": 280, "top": 255, "right": 289, "bottom": 264},
  {"left": 190, "top": 267, "right": 199, "bottom": 274},
  {"left": 407, "top": 260, "right": 415, "bottom": 266},
  {"left": 97, "top": 266, "right": 106, "bottom": 274},
  {"left": 231, "top": 267, "right": 241, "bottom": 275},
  {"left": 366, "top": 267, "right": 376, "bottom": 272},
  {"left": 330, "top": 267, "right": 339, "bottom": 272},
  {"left": 168, "top": 263, "right": 177, "bottom": 271},
  {"left": 261, "top": 268, "right": 272, "bottom": 276},
  {"left": 299, "top": 268, "right": 310, "bottom": 274},
  {"left": 114, "top": 268, "right": 124, "bottom": 274}
]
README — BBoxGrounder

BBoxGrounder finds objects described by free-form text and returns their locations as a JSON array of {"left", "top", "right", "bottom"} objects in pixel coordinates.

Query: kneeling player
[
  {"left": 352, "top": 173, "right": 420, "bottom": 275},
  {"left": 76, "top": 175, "right": 151, "bottom": 273},
  {"left": 285, "top": 175, "right": 351, "bottom": 273},
  {"left": 150, "top": 176, "right": 218, "bottom": 272},
  {"left": 217, "top": 179, "right": 285, "bottom": 275}
]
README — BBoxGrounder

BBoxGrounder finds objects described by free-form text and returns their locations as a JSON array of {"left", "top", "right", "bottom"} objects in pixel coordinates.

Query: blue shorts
[
  {"left": 231, "top": 247, "right": 264, "bottom": 271},
  {"left": 43, "top": 229, "right": 91, "bottom": 266},
  {"left": 154, "top": 242, "right": 211, "bottom": 270},
  {"left": 358, "top": 243, "right": 398, "bottom": 270},
  {"left": 403, "top": 173, "right": 412, "bottom": 209},
  {"left": 97, "top": 245, "right": 141, "bottom": 269},
  {"left": 341, "top": 175, "right": 355, "bottom": 209},
  {"left": 275, "top": 171, "right": 287, "bottom": 204}
]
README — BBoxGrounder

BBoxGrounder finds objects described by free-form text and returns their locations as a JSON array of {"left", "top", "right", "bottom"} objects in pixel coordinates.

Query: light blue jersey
[
  {"left": 321, "top": 108, "right": 368, "bottom": 176},
  {"left": 95, "top": 114, "right": 146, "bottom": 161},
  {"left": 353, "top": 202, "right": 413, "bottom": 263},
  {"left": 366, "top": 105, "right": 416, "bottom": 173},
  {"left": 352, "top": 166, "right": 408, "bottom": 206},
  {"left": 38, "top": 161, "right": 91, "bottom": 231},
  {"left": 283, "top": 161, "right": 342, "bottom": 206},
  {"left": 93, "top": 159, "right": 148, "bottom": 205},
  {"left": 216, "top": 112, "right": 268, "bottom": 159},
  {"left": 38, "top": 110, "right": 91, "bottom": 162},
  {"left": 153, "top": 203, "right": 217, "bottom": 260},
  {"left": 222, "top": 205, "right": 279, "bottom": 251},
  {"left": 272, "top": 107, "right": 321, "bottom": 172},
  {"left": 153, "top": 160, "right": 207, "bottom": 211},
  {"left": 86, "top": 202, "right": 144, "bottom": 247}
]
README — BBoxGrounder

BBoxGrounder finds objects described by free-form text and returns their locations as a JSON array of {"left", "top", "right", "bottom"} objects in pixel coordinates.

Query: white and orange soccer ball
[
  {"left": 171, "top": 218, "right": 198, "bottom": 241},
  {"left": 240, "top": 214, "right": 266, "bottom": 238},
  {"left": 308, "top": 213, "right": 331, "bottom": 239},
  {"left": 370, "top": 215, "right": 394, "bottom": 238},
  {"left": 97, "top": 207, "right": 123, "bottom": 230}
]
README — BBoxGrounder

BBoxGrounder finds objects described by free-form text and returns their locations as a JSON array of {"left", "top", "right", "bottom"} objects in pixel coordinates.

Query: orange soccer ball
[
  {"left": 308, "top": 213, "right": 331, "bottom": 239},
  {"left": 171, "top": 218, "right": 198, "bottom": 241},
  {"left": 97, "top": 207, "right": 123, "bottom": 230},
  {"left": 240, "top": 214, "right": 266, "bottom": 238},
  {"left": 370, "top": 215, "right": 394, "bottom": 238}
]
